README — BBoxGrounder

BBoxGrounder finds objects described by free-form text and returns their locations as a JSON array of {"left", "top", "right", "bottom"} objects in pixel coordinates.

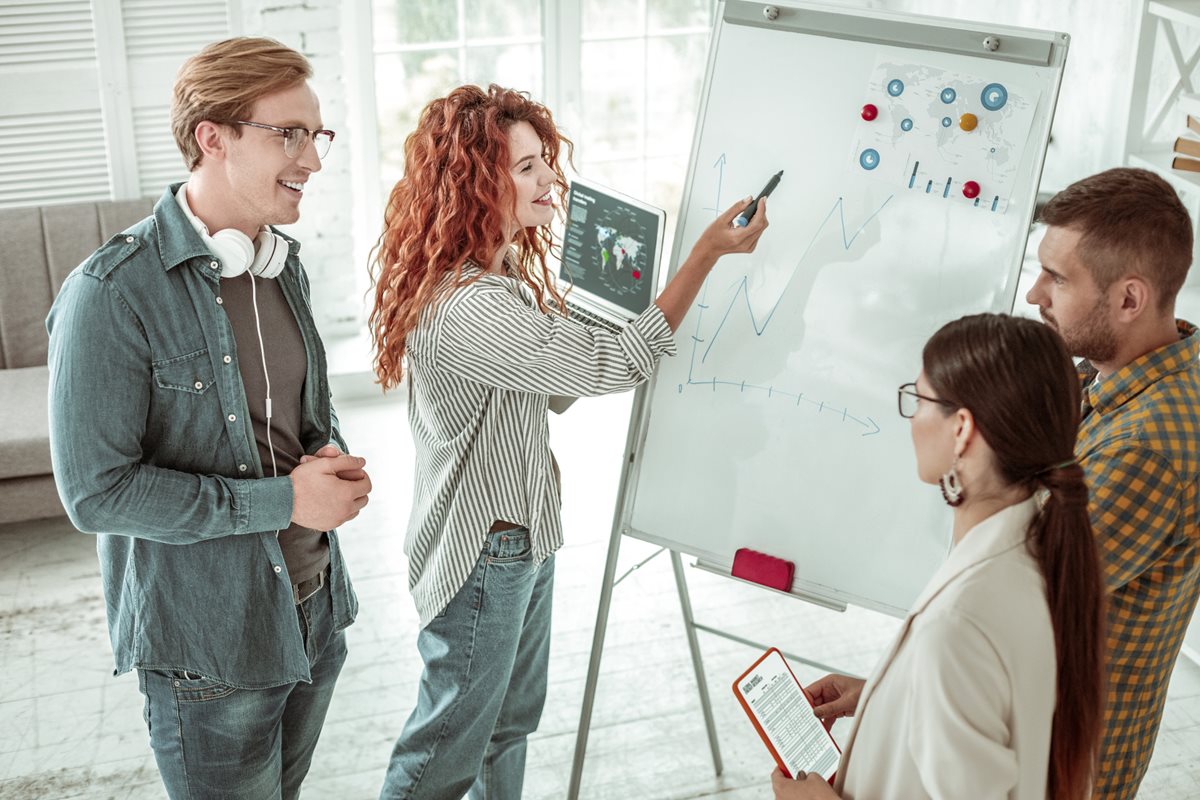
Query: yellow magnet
[{"left": 959, "top": 113, "right": 978, "bottom": 131}]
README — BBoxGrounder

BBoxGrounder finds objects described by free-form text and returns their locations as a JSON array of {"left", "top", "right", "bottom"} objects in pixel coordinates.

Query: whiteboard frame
[{"left": 614, "top": 0, "right": 1070, "bottom": 618}]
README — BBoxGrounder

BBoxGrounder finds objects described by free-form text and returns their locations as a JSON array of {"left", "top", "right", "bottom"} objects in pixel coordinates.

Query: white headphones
[{"left": 175, "top": 184, "right": 289, "bottom": 279}]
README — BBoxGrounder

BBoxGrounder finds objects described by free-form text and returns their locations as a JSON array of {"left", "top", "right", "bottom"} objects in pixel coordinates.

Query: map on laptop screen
[{"left": 560, "top": 179, "right": 665, "bottom": 317}]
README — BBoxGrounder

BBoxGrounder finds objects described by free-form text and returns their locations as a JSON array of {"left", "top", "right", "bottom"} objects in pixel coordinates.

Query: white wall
[{"left": 240, "top": 0, "right": 363, "bottom": 340}]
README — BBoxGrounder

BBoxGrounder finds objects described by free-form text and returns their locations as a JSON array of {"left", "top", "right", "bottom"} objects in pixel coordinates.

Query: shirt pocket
[{"left": 152, "top": 349, "right": 216, "bottom": 395}]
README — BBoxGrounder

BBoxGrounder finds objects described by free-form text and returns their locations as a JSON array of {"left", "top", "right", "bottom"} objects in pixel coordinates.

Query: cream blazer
[{"left": 835, "top": 498, "right": 1056, "bottom": 800}]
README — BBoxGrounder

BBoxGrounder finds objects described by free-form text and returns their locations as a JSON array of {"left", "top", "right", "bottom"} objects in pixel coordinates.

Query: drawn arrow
[{"left": 702, "top": 153, "right": 727, "bottom": 214}]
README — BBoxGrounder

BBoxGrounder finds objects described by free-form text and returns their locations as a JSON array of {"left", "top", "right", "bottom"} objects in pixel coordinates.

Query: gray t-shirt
[{"left": 220, "top": 272, "right": 329, "bottom": 585}]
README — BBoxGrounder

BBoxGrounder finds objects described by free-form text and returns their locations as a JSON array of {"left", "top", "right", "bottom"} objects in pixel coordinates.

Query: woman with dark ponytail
[{"left": 773, "top": 313, "right": 1105, "bottom": 800}]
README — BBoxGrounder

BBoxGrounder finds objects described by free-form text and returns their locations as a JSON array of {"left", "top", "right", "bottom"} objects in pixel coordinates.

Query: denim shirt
[{"left": 46, "top": 184, "right": 357, "bottom": 688}]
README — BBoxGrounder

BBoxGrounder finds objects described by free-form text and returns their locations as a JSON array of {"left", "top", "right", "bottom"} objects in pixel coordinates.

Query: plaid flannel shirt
[{"left": 1077, "top": 319, "right": 1200, "bottom": 800}]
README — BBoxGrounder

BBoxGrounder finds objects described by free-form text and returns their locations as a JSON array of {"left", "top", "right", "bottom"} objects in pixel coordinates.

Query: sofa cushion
[
  {"left": 0, "top": 198, "right": 155, "bottom": 370},
  {"left": 0, "top": 365, "right": 52, "bottom": 479}
]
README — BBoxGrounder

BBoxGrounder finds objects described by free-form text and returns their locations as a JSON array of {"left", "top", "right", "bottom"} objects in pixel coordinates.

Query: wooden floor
[{"left": 2, "top": 392, "right": 1199, "bottom": 799}]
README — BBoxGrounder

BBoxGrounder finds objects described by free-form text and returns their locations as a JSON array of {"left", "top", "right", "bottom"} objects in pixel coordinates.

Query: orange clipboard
[{"left": 731, "top": 647, "right": 840, "bottom": 783}]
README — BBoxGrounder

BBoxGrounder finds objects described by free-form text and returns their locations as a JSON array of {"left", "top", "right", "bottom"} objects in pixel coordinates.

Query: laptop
[{"left": 557, "top": 177, "right": 667, "bottom": 332}]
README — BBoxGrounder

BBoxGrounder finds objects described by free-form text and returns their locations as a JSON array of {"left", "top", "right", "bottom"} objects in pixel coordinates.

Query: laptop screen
[{"left": 560, "top": 180, "right": 664, "bottom": 316}]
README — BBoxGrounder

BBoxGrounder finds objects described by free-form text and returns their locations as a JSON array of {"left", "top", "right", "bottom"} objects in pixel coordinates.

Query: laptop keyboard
[{"left": 566, "top": 302, "right": 625, "bottom": 335}]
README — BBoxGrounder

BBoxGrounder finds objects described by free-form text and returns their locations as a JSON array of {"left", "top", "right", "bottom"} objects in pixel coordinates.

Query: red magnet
[
  {"left": 962, "top": 180, "right": 981, "bottom": 199},
  {"left": 861, "top": 103, "right": 878, "bottom": 121}
]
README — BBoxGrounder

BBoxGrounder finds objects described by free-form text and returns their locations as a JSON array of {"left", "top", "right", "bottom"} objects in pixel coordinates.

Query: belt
[{"left": 292, "top": 566, "right": 328, "bottom": 605}]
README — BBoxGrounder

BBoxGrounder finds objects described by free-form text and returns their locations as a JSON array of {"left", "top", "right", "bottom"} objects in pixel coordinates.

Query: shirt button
[
  {"left": 238, "top": 464, "right": 247, "bottom": 472},
  {"left": 227, "top": 414, "right": 236, "bottom": 422},
  {"left": 273, "top": 565, "right": 282, "bottom": 574},
  {"left": 125, "top": 236, "right": 135, "bottom": 243},
  {"left": 215, "top": 296, "right": 223, "bottom": 305},
  {"left": 223, "top": 355, "right": 232, "bottom": 364},
  {"left": 210, "top": 260, "right": 219, "bottom": 270},
  {"left": 193, "top": 381, "right": 203, "bottom": 390}
]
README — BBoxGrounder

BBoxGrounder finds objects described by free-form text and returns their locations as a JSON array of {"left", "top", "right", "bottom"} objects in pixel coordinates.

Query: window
[{"left": 362, "top": 0, "right": 716, "bottom": 262}]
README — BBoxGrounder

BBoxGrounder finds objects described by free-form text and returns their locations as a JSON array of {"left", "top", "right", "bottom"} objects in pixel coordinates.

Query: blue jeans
[
  {"left": 136, "top": 578, "right": 347, "bottom": 799},
  {"left": 381, "top": 527, "right": 555, "bottom": 800}
]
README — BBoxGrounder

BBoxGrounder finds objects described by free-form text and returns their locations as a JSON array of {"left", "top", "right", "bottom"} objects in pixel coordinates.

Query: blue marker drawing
[
  {"left": 859, "top": 148, "right": 880, "bottom": 170},
  {"left": 941, "top": 117, "right": 952, "bottom": 128},
  {"left": 887, "top": 79, "right": 905, "bottom": 96},
  {"left": 940, "top": 87, "right": 957, "bottom": 103},
  {"left": 908, "top": 160, "right": 919, "bottom": 188},
  {"left": 981, "top": 83, "right": 1008, "bottom": 110},
  {"left": 697, "top": 194, "right": 893, "bottom": 364},
  {"left": 991, "top": 195, "right": 999, "bottom": 212},
  {"left": 702, "top": 153, "right": 727, "bottom": 213},
  {"left": 900, "top": 118, "right": 913, "bottom": 131},
  {"left": 942, "top": 177, "right": 951, "bottom": 198},
  {"left": 681, "top": 161, "right": 887, "bottom": 437}
]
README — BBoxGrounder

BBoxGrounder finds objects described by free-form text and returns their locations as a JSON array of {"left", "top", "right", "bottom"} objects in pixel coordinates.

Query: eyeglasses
[
  {"left": 897, "top": 382, "right": 958, "bottom": 418},
  {"left": 234, "top": 121, "right": 335, "bottom": 159}
]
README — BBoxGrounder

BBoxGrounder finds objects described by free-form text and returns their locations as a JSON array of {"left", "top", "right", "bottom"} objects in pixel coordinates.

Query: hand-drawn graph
[{"left": 676, "top": 155, "right": 892, "bottom": 437}]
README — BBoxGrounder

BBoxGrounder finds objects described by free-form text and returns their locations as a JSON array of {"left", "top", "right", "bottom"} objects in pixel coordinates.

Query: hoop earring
[{"left": 939, "top": 458, "right": 964, "bottom": 507}]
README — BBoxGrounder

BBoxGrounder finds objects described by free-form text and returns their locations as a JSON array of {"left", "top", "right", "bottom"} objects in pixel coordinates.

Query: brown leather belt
[{"left": 292, "top": 566, "right": 328, "bottom": 605}]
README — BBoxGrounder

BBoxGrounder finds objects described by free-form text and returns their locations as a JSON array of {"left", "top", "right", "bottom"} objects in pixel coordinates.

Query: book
[
  {"left": 1175, "top": 136, "right": 1200, "bottom": 159},
  {"left": 732, "top": 648, "right": 841, "bottom": 782},
  {"left": 1171, "top": 155, "right": 1200, "bottom": 173}
]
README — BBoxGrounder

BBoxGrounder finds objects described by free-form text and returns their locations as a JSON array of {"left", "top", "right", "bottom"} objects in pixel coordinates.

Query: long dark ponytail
[{"left": 923, "top": 313, "right": 1105, "bottom": 800}]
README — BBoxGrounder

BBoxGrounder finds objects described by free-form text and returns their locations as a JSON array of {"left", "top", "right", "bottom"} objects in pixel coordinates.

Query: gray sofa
[{"left": 0, "top": 197, "right": 156, "bottom": 525}]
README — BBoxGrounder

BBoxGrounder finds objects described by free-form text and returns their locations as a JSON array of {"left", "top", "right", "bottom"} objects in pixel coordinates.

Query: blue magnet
[
  {"left": 887, "top": 79, "right": 905, "bottom": 96},
  {"left": 859, "top": 148, "right": 880, "bottom": 170},
  {"left": 981, "top": 83, "right": 1008, "bottom": 111},
  {"left": 900, "top": 118, "right": 913, "bottom": 131},
  {"left": 940, "top": 88, "right": 957, "bottom": 103},
  {"left": 941, "top": 117, "right": 952, "bottom": 128}
]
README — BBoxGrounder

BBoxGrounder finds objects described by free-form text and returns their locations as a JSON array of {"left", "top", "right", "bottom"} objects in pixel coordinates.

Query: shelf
[
  {"left": 1128, "top": 147, "right": 1200, "bottom": 195},
  {"left": 1148, "top": 0, "right": 1200, "bottom": 28}
]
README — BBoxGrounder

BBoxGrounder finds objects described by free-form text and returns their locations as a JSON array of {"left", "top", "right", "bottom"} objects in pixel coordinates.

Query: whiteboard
[{"left": 622, "top": 1, "right": 1068, "bottom": 617}]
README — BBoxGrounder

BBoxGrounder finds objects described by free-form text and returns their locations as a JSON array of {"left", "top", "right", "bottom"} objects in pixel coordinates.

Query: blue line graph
[
  {"left": 700, "top": 194, "right": 893, "bottom": 363},
  {"left": 677, "top": 160, "right": 894, "bottom": 437}
]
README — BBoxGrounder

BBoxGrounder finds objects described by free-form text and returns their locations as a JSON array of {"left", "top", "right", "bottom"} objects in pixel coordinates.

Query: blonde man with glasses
[{"left": 46, "top": 37, "right": 371, "bottom": 798}]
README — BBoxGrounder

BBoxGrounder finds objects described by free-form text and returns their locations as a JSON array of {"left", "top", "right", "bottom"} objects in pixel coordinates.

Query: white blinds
[{"left": 0, "top": 0, "right": 233, "bottom": 208}]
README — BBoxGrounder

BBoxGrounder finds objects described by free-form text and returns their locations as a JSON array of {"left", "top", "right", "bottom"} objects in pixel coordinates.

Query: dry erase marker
[{"left": 733, "top": 170, "right": 783, "bottom": 227}]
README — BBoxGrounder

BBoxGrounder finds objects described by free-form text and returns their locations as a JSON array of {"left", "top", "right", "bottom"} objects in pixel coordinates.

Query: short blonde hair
[{"left": 171, "top": 37, "right": 312, "bottom": 170}]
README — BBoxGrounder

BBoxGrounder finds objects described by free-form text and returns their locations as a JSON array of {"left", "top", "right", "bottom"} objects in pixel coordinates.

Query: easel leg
[
  {"left": 671, "top": 550, "right": 724, "bottom": 777},
  {"left": 567, "top": 521, "right": 625, "bottom": 800}
]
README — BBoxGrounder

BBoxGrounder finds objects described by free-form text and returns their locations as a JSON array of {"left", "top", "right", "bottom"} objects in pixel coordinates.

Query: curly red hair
[{"left": 369, "top": 84, "right": 573, "bottom": 390}]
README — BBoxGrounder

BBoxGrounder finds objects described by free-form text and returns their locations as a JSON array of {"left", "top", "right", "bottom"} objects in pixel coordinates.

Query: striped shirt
[
  {"left": 1077, "top": 319, "right": 1200, "bottom": 800},
  {"left": 403, "top": 263, "right": 677, "bottom": 625}
]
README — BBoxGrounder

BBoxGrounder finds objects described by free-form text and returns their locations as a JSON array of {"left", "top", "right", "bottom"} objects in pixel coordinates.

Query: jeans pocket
[
  {"left": 486, "top": 529, "right": 531, "bottom": 564},
  {"left": 155, "top": 669, "right": 239, "bottom": 703}
]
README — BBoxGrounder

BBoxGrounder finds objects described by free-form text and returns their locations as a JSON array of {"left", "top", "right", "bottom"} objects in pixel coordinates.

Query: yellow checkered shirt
[{"left": 1078, "top": 320, "right": 1200, "bottom": 800}]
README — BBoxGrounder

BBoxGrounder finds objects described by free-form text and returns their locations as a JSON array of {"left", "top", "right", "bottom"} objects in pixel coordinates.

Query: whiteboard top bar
[{"left": 726, "top": 0, "right": 1065, "bottom": 67}]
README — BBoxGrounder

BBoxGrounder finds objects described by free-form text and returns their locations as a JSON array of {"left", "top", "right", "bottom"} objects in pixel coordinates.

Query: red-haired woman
[
  {"left": 773, "top": 314, "right": 1105, "bottom": 800},
  {"left": 370, "top": 84, "right": 767, "bottom": 799}
]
